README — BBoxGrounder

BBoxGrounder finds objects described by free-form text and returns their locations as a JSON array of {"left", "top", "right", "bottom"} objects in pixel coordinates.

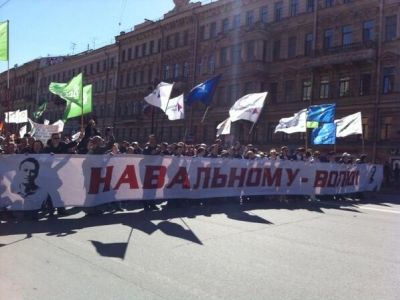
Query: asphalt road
[{"left": 1, "top": 194, "right": 399, "bottom": 300}]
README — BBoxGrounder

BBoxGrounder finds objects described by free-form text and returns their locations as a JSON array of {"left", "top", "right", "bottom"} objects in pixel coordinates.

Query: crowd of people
[{"left": 0, "top": 119, "right": 381, "bottom": 221}]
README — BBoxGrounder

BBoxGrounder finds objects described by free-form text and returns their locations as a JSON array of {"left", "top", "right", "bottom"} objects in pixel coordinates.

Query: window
[
  {"left": 174, "top": 32, "right": 180, "bottom": 47},
  {"left": 246, "top": 40, "right": 256, "bottom": 61},
  {"left": 246, "top": 11, "right": 254, "bottom": 26},
  {"left": 110, "top": 57, "right": 115, "bottom": 69},
  {"left": 173, "top": 63, "right": 180, "bottom": 78},
  {"left": 220, "top": 47, "right": 228, "bottom": 66},
  {"left": 157, "top": 39, "right": 161, "bottom": 52},
  {"left": 163, "top": 65, "right": 170, "bottom": 80},
  {"left": 285, "top": 80, "right": 295, "bottom": 102},
  {"left": 380, "top": 117, "right": 392, "bottom": 140},
  {"left": 197, "top": 58, "right": 203, "bottom": 75},
  {"left": 362, "top": 117, "right": 369, "bottom": 140},
  {"left": 183, "top": 62, "right": 189, "bottom": 78},
  {"left": 360, "top": 73, "right": 371, "bottom": 96},
  {"left": 290, "top": 0, "right": 299, "bottom": 17},
  {"left": 363, "top": 20, "right": 374, "bottom": 42},
  {"left": 199, "top": 26, "right": 205, "bottom": 40},
  {"left": 382, "top": 67, "right": 395, "bottom": 94},
  {"left": 222, "top": 18, "right": 229, "bottom": 33},
  {"left": 306, "top": 0, "right": 314, "bottom": 12},
  {"left": 305, "top": 33, "right": 313, "bottom": 56},
  {"left": 288, "top": 36, "right": 297, "bottom": 58},
  {"left": 231, "top": 44, "right": 242, "bottom": 64},
  {"left": 302, "top": 80, "right": 312, "bottom": 101},
  {"left": 244, "top": 82, "right": 254, "bottom": 94},
  {"left": 269, "top": 82, "right": 278, "bottom": 103},
  {"left": 149, "top": 40, "right": 154, "bottom": 54},
  {"left": 320, "top": 77, "right": 330, "bottom": 99},
  {"left": 260, "top": 6, "right": 268, "bottom": 23},
  {"left": 325, "top": 0, "right": 333, "bottom": 8},
  {"left": 233, "top": 14, "right": 241, "bottom": 28},
  {"left": 209, "top": 22, "right": 217, "bottom": 38},
  {"left": 148, "top": 68, "right": 153, "bottom": 83},
  {"left": 343, "top": 0, "right": 353, "bottom": 3},
  {"left": 267, "top": 123, "right": 275, "bottom": 141},
  {"left": 121, "top": 50, "right": 126, "bottom": 62},
  {"left": 273, "top": 40, "right": 280, "bottom": 60},
  {"left": 275, "top": 2, "right": 283, "bottom": 21},
  {"left": 324, "top": 29, "right": 334, "bottom": 49},
  {"left": 342, "top": 25, "right": 352, "bottom": 46},
  {"left": 262, "top": 41, "right": 268, "bottom": 61},
  {"left": 128, "top": 48, "right": 132, "bottom": 60},
  {"left": 385, "top": 15, "right": 397, "bottom": 41},
  {"left": 217, "top": 86, "right": 226, "bottom": 106},
  {"left": 183, "top": 30, "right": 189, "bottom": 46},
  {"left": 142, "top": 43, "right": 147, "bottom": 56},
  {"left": 135, "top": 45, "right": 140, "bottom": 58},
  {"left": 339, "top": 77, "right": 350, "bottom": 97},
  {"left": 208, "top": 54, "right": 215, "bottom": 74}
]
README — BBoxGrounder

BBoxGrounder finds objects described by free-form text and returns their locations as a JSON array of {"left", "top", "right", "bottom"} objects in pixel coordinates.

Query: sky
[{"left": 0, "top": 0, "right": 210, "bottom": 72}]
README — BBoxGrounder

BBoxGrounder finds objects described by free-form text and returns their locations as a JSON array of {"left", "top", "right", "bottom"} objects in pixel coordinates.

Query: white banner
[
  {"left": 4, "top": 109, "right": 28, "bottom": 124},
  {"left": 28, "top": 118, "right": 63, "bottom": 143},
  {"left": 0, "top": 155, "right": 383, "bottom": 210}
]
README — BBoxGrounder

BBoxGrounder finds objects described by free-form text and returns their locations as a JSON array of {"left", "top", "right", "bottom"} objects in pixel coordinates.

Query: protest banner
[
  {"left": 28, "top": 119, "right": 63, "bottom": 143},
  {"left": 0, "top": 155, "right": 382, "bottom": 210}
]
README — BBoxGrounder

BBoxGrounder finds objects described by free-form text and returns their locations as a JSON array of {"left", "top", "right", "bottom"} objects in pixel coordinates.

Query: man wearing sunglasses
[{"left": 43, "top": 132, "right": 82, "bottom": 154}]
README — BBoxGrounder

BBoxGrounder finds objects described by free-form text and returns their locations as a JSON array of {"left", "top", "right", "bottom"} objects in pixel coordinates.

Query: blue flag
[
  {"left": 186, "top": 75, "right": 221, "bottom": 106},
  {"left": 307, "top": 104, "right": 336, "bottom": 123},
  {"left": 312, "top": 123, "right": 336, "bottom": 145}
]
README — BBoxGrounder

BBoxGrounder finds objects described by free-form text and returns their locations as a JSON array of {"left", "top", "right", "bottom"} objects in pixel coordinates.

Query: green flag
[
  {"left": 307, "top": 121, "right": 319, "bottom": 128},
  {"left": 33, "top": 101, "right": 48, "bottom": 120},
  {"left": 0, "top": 21, "right": 9, "bottom": 61},
  {"left": 49, "top": 73, "right": 83, "bottom": 105},
  {"left": 63, "top": 84, "right": 92, "bottom": 120}
]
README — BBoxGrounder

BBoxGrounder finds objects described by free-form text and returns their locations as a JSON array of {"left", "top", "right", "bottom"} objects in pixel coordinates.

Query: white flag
[
  {"left": 4, "top": 109, "right": 28, "bottom": 124},
  {"left": 216, "top": 118, "right": 232, "bottom": 137},
  {"left": 335, "top": 112, "right": 362, "bottom": 138},
  {"left": 165, "top": 94, "right": 184, "bottom": 120},
  {"left": 19, "top": 125, "right": 27, "bottom": 137},
  {"left": 229, "top": 92, "right": 267, "bottom": 123},
  {"left": 52, "top": 120, "right": 65, "bottom": 132},
  {"left": 44, "top": 119, "right": 50, "bottom": 125},
  {"left": 71, "top": 131, "right": 81, "bottom": 142},
  {"left": 274, "top": 109, "right": 307, "bottom": 134},
  {"left": 144, "top": 82, "right": 174, "bottom": 111}
]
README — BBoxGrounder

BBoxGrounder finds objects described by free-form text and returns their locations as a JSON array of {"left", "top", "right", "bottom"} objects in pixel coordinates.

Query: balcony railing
[{"left": 314, "top": 41, "right": 376, "bottom": 57}]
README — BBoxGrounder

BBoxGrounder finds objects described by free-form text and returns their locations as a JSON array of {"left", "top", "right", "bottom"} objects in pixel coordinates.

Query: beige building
[{"left": 1, "top": 0, "right": 400, "bottom": 163}]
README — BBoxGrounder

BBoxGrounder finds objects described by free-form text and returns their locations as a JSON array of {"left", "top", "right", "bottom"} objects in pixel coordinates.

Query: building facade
[{"left": 0, "top": 0, "right": 399, "bottom": 163}]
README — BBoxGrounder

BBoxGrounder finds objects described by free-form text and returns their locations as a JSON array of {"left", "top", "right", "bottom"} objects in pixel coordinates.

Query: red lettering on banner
[
  {"left": 327, "top": 171, "right": 338, "bottom": 187},
  {"left": 167, "top": 167, "right": 190, "bottom": 189},
  {"left": 89, "top": 166, "right": 114, "bottom": 194},
  {"left": 193, "top": 167, "right": 211, "bottom": 189},
  {"left": 211, "top": 168, "right": 228, "bottom": 188},
  {"left": 228, "top": 168, "right": 247, "bottom": 187},
  {"left": 143, "top": 165, "right": 166, "bottom": 189},
  {"left": 114, "top": 165, "right": 139, "bottom": 190},
  {"left": 347, "top": 171, "right": 356, "bottom": 186},
  {"left": 246, "top": 168, "right": 262, "bottom": 187},
  {"left": 314, "top": 170, "right": 328, "bottom": 187},
  {"left": 338, "top": 171, "right": 347, "bottom": 187},
  {"left": 262, "top": 168, "right": 282, "bottom": 187},
  {"left": 286, "top": 168, "right": 300, "bottom": 186}
]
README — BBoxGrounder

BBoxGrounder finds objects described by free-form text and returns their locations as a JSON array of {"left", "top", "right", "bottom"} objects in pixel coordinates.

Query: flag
[
  {"left": 71, "top": 131, "right": 81, "bottom": 142},
  {"left": 335, "top": 112, "right": 363, "bottom": 138},
  {"left": 165, "top": 94, "right": 184, "bottom": 120},
  {"left": 144, "top": 82, "right": 174, "bottom": 110},
  {"left": 306, "top": 121, "right": 319, "bottom": 128},
  {"left": 312, "top": 123, "right": 336, "bottom": 145},
  {"left": 49, "top": 73, "right": 83, "bottom": 105},
  {"left": 52, "top": 120, "right": 65, "bottom": 132},
  {"left": 0, "top": 121, "right": 3, "bottom": 132},
  {"left": 4, "top": 109, "right": 27, "bottom": 124},
  {"left": 0, "top": 21, "right": 8, "bottom": 61},
  {"left": 216, "top": 118, "right": 232, "bottom": 137},
  {"left": 186, "top": 74, "right": 221, "bottom": 106},
  {"left": 307, "top": 104, "right": 336, "bottom": 123},
  {"left": 63, "top": 84, "right": 92, "bottom": 119},
  {"left": 19, "top": 125, "right": 27, "bottom": 137},
  {"left": 229, "top": 92, "right": 267, "bottom": 123},
  {"left": 275, "top": 109, "right": 307, "bottom": 134},
  {"left": 33, "top": 101, "right": 47, "bottom": 120}
]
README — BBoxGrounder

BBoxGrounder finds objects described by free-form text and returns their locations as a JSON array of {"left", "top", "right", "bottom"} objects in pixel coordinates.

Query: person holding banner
[{"left": 44, "top": 132, "right": 82, "bottom": 154}]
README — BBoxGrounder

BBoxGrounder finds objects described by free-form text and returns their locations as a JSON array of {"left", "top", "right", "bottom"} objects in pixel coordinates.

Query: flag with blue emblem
[
  {"left": 186, "top": 74, "right": 221, "bottom": 106},
  {"left": 312, "top": 123, "right": 336, "bottom": 145},
  {"left": 307, "top": 104, "right": 336, "bottom": 123}
]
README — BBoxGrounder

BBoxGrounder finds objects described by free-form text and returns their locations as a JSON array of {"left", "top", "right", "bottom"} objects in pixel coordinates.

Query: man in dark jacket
[{"left": 43, "top": 132, "right": 82, "bottom": 154}]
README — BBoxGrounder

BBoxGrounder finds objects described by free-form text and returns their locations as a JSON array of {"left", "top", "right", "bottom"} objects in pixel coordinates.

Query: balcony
[{"left": 310, "top": 41, "right": 376, "bottom": 68}]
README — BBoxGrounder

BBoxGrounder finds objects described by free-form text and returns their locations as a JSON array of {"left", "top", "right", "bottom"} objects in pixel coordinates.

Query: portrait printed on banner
[{"left": 10, "top": 157, "right": 52, "bottom": 210}]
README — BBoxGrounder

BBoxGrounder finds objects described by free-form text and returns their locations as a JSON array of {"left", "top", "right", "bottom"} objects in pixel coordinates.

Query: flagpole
[
  {"left": 361, "top": 133, "right": 365, "bottom": 154},
  {"left": 200, "top": 106, "right": 209, "bottom": 123},
  {"left": 6, "top": 20, "right": 10, "bottom": 135},
  {"left": 80, "top": 73, "right": 84, "bottom": 132}
]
